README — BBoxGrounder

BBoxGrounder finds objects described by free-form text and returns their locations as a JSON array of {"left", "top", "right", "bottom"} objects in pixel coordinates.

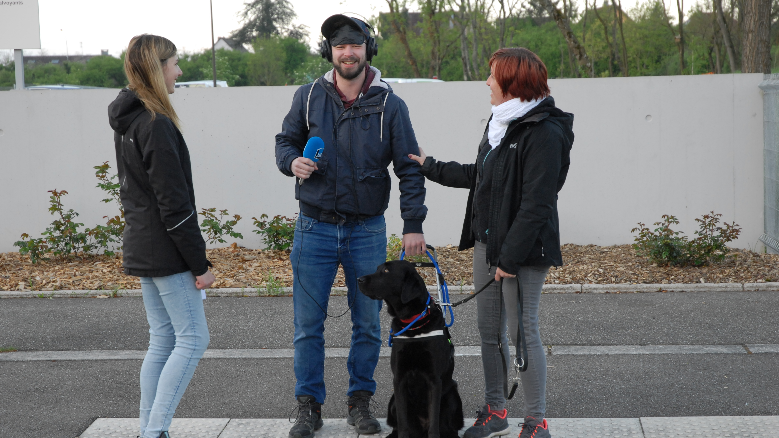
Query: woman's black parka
[
  {"left": 108, "top": 89, "right": 211, "bottom": 277},
  {"left": 420, "top": 97, "right": 574, "bottom": 274}
]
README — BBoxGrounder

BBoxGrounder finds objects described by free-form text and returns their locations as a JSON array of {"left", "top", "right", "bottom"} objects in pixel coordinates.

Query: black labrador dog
[{"left": 358, "top": 260, "right": 464, "bottom": 438}]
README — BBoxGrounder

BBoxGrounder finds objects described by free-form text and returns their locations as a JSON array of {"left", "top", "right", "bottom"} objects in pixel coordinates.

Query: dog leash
[
  {"left": 450, "top": 278, "right": 495, "bottom": 307},
  {"left": 450, "top": 275, "right": 529, "bottom": 399}
]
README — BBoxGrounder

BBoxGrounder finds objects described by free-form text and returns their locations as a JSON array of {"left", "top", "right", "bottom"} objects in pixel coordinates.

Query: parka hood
[
  {"left": 519, "top": 96, "right": 574, "bottom": 147},
  {"left": 108, "top": 88, "right": 146, "bottom": 135}
]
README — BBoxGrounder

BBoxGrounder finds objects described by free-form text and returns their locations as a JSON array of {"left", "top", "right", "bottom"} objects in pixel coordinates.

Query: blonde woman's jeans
[{"left": 139, "top": 271, "right": 209, "bottom": 438}]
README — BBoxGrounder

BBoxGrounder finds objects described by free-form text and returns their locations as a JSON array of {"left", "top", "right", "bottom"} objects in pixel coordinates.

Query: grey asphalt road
[{"left": 1, "top": 291, "right": 778, "bottom": 437}]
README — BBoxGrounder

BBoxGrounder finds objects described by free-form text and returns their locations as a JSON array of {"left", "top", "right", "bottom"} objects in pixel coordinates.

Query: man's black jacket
[
  {"left": 275, "top": 67, "right": 427, "bottom": 234},
  {"left": 421, "top": 97, "right": 574, "bottom": 273},
  {"left": 108, "top": 89, "right": 211, "bottom": 277}
]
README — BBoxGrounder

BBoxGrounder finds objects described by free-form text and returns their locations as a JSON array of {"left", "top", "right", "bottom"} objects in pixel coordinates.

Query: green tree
[
  {"left": 249, "top": 37, "right": 288, "bottom": 85},
  {"left": 291, "top": 56, "right": 331, "bottom": 85},
  {"left": 230, "top": 0, "right": 308, "bottom": 45},
  {"left": 77, "top": 56, "right": 126, "bottom": 87}
]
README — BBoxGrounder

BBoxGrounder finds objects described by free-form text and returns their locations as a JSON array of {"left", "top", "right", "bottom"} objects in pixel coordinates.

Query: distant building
[
  {"left": 214, "top": 37, "right": 249, "bottom": 53},
  {"left": 24, "top": 54, "right": 109, "bottom": 65}
]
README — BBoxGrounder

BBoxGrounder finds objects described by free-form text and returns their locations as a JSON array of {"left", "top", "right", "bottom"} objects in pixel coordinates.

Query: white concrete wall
[{"left": 0, "top": 73, "right": 766, "bottom": 253}]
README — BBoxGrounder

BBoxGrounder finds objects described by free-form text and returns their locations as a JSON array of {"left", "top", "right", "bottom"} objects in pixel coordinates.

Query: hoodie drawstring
[{"left": 380, "top": 93, "right": 389, "bottom": 143}]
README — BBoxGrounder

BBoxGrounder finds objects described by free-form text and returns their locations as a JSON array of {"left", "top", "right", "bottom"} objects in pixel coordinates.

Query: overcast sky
[{"left": 2, "top": 0, "right": 671, "bottom": 59}]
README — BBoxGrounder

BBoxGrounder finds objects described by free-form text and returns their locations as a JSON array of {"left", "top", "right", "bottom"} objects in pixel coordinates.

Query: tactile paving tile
[
  {"left": 80, "top": 418, "right": 230, "bottom": 438},
  {"left": 216, "top": 418, "right": 644, "bottom": 437},
  {"left": 640, "top": 416, "right": 779, "bottom": 437},
  {"left": 547, "top": 418, "right": 644, "bottom": 437},
  {"left": 218, "top": 418, "right": 394, "bottom": 437}
]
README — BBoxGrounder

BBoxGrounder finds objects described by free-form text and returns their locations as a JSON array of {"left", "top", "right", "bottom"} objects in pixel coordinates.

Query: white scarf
[{"left": 488, "top": 97, "right": 543, "bottom": 149}]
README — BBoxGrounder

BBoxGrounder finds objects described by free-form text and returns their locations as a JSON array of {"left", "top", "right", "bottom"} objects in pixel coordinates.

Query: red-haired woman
[{"left": 410, "top": 47, "right": 574, "bottom": 438}]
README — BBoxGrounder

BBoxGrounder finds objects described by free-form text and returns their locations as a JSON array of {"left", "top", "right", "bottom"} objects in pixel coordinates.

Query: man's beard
[{"left": 334, "top": 56, "right": 367, "bottom": 80}]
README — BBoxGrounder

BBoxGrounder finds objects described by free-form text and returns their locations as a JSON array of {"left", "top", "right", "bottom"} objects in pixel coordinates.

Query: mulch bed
[{"left": 3, "top": 244, "right": 779, "bottom": 293}]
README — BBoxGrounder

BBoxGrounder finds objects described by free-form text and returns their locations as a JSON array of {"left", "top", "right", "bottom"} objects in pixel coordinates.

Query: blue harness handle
[{"left": 400, "top": 247, "right": 454, "bottom": 328}]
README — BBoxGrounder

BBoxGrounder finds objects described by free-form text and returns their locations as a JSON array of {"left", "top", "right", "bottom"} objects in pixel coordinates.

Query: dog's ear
[{"left": 401, "top": 266, "right": 427, "bottom": 304}]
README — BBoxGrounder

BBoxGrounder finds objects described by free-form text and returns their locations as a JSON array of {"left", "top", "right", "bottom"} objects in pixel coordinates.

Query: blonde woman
[{"left": 108, "top": 34, "right": 215, "bottom": 438}]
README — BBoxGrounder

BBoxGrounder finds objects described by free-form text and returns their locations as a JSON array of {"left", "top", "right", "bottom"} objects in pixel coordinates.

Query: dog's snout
[{"left": 358, "top": 276, "right": 367, "bottom": 284}]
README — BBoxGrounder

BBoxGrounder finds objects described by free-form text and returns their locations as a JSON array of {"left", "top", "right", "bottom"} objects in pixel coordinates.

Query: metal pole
[
  {"left": 14, "top": 49, "right": 24, "bottom": 90},
  {"left": 210, "top": 0, "right": 217, "bottom": 87}
]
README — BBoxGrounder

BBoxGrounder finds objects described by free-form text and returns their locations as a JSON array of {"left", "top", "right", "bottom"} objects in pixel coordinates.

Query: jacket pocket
[
  {"left": 357, "top": 167, "right": 390, "bottom": 215},
  {"left": 312, "top": 159, "right": 328, "bottom": 175}
]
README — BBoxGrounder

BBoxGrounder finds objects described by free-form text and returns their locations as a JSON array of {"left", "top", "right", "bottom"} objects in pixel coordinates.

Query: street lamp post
[{"left": 210, "top": 0, "right": 217, "bottom": 87}]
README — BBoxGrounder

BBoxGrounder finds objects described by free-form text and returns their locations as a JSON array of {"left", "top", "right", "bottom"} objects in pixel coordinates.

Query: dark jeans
[{"left": 290, "top": 213, "right": 387, "bottom": 404}]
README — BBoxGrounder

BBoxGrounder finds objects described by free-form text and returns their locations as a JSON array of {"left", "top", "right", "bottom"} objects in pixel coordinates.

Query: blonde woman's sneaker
[
  {"left": 518, "top": 416, "right": 551, "bottom": 438},
  {"left": 463, "top": 405, "right": 510, "bottom": 438}
]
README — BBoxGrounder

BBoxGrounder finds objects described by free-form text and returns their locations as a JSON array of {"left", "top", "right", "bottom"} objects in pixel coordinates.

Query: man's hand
[
  {"left": 402, "top": 233, "right": 426, "bottom": 257},
  {"left": 196, "top": 270, "right": 216, "bottom": 289},
  {"left": 407, "top": 147, "right": 427, "bottom": 166},
  {"left": 291, "top": 157, "right": 319, "bottom": 180},
  {"left": 494, "top": 267, "right": 516, "bottom": 282}
]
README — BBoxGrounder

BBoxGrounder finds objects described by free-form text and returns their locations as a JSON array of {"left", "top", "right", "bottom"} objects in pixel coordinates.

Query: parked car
[
  {"left": 175, "top": 80, "right": 228, "bottom": 88},
  {"left": 381, "top": 78, "right": 445, "bottom": 83}
]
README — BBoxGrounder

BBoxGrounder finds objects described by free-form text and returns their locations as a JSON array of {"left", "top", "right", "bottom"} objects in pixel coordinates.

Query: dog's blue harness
[
  {"left": 399, "top": 247, "right": 454, "bottom": 328},
  {"left": 388, "top": 295, "right": 430, "bottom": 347}
]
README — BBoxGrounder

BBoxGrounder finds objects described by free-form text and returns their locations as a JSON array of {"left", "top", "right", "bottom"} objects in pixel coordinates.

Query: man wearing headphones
[{"left": 275, "top": 14, "right": 428, "bottom": 438}]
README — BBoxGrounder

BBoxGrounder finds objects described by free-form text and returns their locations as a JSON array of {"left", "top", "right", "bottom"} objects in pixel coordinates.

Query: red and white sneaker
[
  {"left": 463, "top": 404, "right": 511, "bottom": 438},
  {"left": 518, "top": 416, "right": 551, "bottom": 438}
]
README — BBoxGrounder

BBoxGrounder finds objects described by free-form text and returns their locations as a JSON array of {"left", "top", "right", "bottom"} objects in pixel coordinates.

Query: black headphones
[{"left": 320, "top": 18, "right": 378, "bottom": 63}]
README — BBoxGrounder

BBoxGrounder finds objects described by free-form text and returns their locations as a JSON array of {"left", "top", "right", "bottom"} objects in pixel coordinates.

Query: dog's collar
[
  {"left": 388, "top": 295, "right": 431, "bottom": 347},
  {"left": 400, "top": 308, "right": 429, "bottom": 324},
  {"left": 392, "top": 329, "right": 446, "bottom": 340}
]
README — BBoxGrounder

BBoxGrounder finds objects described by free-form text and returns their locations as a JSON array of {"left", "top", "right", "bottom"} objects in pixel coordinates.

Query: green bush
[
  {"left": 89, "top": 162, "right": 125, "bottom": 256},
  {"left": 14, "top": 190, "right": 92, "bottom": 262},
  {"left": 252, "top": 214, "right": 296, "bottom": 251},
  {"left": 632, "top": 212, "right": 741, "bottom": 266},
  {"left": 385, "top": 233, "right": 428, "bottom": 262},
  {"left": 199, "top": 208, "right": 243, "bottom": 244}
]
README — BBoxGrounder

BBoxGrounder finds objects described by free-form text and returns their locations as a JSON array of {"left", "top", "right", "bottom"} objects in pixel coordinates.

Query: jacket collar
[{"left": 323, "top": 65, "right": 389, "bottom": 90}]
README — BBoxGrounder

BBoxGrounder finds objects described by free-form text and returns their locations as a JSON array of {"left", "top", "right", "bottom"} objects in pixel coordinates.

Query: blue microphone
[
  {"left": 299, "top": 136, "right": 324, "bottom": 185},
  {"left": 303, "top": 136, "right": 324, "bottom": 162}
]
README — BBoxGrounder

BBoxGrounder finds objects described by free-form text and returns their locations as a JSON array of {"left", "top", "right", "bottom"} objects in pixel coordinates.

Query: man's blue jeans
[
  {"left": 139, "top": 271, "right": 209, "bottom": 438},
  {"left": 290, "top": 213, "right": 387, "bottom": 404}
]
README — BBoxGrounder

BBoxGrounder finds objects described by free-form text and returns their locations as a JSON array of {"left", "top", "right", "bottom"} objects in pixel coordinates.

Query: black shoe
[
  {"left": 346, "top": 390, "right": 381, "bottom": 434},
  {"left": 289, "top": 395, "right": 324, "bottom": 438},
  {"left": 158, "top": 433, "right": 171, "bottom": 438}
]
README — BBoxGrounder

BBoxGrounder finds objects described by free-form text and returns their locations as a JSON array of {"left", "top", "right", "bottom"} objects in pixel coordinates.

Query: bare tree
[
  {"left": 418, "top": 0, "right": 461, "bottom": 78},
  {"left": 496, "top": 0, "right": 521, "bottom": 47},
  {"left": 611, "top": 0, "right": 629, "bottom": 76},
  {"left": 593, "top": 1, "right": 615, "bottom": 76},
  {"left": 385, "top": 0, "right": 423, "bottom": 77},
  {"left": 713, "top": 0, "right": 738, "bottom": 71},
  {"left": 660, "top": 0, "right": 686, "bottom": 74},
  {"left": 741, "top": 0, "right": 771, "bottom": 73},
  {"left": 538, "top": 0, "right": 595, "bottom": 77},
  {"left": 448, "top": 0, "right": 494, "bottom": 80}
]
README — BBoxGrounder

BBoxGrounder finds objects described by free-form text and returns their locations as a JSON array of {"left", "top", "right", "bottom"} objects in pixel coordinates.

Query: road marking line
[{"left": 2, "top": 344, "right": 778, "bottom": 362}]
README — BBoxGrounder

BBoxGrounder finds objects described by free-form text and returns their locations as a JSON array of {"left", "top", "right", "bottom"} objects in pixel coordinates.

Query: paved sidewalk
[
  {"left": 80, "top": 416, "right": 779, "bottom": 437},
  {"left": 2, "top": 292, "right": 778, "bottom": 437}
]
